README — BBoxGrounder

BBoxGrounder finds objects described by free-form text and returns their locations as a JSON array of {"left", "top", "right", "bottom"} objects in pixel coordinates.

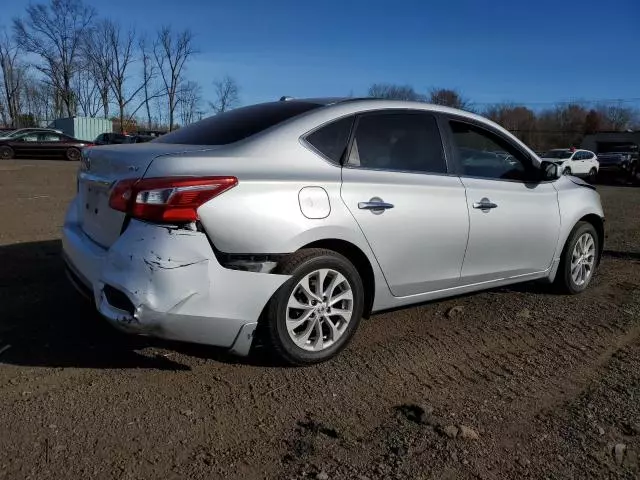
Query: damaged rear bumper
[{"left": 62, "top": 201, "right": 290, "bottom": 356}]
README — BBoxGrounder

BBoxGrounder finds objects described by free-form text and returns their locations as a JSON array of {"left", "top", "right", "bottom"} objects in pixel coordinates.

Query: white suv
[{"left": 541, "top": 149, "right": 599, "bottom": 181}]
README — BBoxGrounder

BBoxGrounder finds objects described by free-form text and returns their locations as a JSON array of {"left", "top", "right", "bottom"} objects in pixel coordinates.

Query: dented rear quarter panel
[{"left": 98, "top": 220, "right": 290, "bottom": 347}]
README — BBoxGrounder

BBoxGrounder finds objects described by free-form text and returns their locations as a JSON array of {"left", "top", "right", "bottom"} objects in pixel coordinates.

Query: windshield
[
  {"left": 6, "top": 130, "right": 25, "bottom": 138},
  {"left": 544, "top": 150, "right": 572, "bottom": 159}
]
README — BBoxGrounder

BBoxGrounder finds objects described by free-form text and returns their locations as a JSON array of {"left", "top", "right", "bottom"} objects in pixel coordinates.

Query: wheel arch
[
  {"left": 298, "top": 238, "right": 376, "bottom": 318},
  {"left": 579, "top": 213, "right": 605, "bottom": 266}
]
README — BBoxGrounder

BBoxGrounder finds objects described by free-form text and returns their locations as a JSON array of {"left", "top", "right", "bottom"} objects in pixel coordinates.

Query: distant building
[
  {"left": 581, "top": 131, "right": 640, "bottom": 156},
  {"left": 49, "top": 116, "right": 113, "bottom": 142}
]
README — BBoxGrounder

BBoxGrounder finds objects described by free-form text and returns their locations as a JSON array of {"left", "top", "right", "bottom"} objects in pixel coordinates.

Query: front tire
[
  {"left": 264, "top": 248, "right": 364, "bottom": 365},
  {"left": 0, "top": 146, "right": 14, "bottom": 160},
  {"left": 563, "top": 167, "right": 572, "bottom": 176},
  {"left": 554, "top": 221, "right": 599, "bottom": 294}
]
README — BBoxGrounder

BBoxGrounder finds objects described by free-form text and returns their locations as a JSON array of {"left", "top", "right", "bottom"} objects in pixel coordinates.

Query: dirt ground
[{"left": 0, "top": 160, "right": 638, "bottom": 480}]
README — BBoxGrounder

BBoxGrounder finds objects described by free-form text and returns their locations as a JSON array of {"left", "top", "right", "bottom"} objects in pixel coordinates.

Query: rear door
[
  {"left": 583, "top": 151, "right": 597, "bottom": 172},
  {"left": 442, "top": 118, "right": 560, "bottom": 284},
  {"left": 340, "top": 110, "right": 469, "bottom": 297}
]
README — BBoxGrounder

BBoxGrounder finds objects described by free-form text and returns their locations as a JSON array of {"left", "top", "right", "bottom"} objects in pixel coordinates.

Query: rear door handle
[
  {"left": 358, "top": 200, "right": 394, "bottom": 211},
  {"left": 472, "top": 199, "right": 498, "bottom": 209}
]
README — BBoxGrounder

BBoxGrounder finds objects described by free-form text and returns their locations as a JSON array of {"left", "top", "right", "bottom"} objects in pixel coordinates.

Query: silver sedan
[{"left": 62, "top": 98, "right": 605, "bottom": 364}]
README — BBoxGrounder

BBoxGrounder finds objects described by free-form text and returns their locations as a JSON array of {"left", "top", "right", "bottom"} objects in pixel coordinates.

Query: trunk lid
[{"left": 78, "top": 143, "right": 214, "bottom": 248}]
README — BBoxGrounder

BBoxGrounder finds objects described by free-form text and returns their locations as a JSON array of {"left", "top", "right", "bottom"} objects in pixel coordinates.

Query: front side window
[
  {"left": 347, "top": 112, "right": 447, "bottom": 174},
  {"left": 448, "top": 120, "right": 533, "bottom": 181},
  {"left": 304, "top": 116, "right": 353, "bottom": 164}
]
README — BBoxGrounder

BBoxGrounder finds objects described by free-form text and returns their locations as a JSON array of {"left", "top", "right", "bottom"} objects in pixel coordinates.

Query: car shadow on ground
[
  {"left": 602, "top": 249, "right": 640, "bottom": 261},
  {"left": 0, "top": 239, "right": 280, "bottom": 371}
]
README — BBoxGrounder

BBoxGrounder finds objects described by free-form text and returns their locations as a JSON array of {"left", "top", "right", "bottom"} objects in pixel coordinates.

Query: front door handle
[{"left": 472, "top": 199, "right": 498, "bottom": 210}]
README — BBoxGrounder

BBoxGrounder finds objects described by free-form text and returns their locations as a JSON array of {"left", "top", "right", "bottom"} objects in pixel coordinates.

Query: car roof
[
  {"left": 281, "top": 96, "right": 484, "bottom": 118},
  {"left": 241, "top": 97, "right": 541, "bottom": 162}
]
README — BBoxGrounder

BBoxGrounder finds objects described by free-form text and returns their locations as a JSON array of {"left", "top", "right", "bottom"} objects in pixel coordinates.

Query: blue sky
[{"left": 6, "top": 0, "right": 640, "bottom": 110}]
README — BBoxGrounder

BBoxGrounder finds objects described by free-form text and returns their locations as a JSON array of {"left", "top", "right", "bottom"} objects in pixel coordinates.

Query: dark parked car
[
  {"left": 94, "top": 133, "right": 154, "bottom": 145},
  {"left": 0, "top": 130, "right": 92, "bottom": 161}
]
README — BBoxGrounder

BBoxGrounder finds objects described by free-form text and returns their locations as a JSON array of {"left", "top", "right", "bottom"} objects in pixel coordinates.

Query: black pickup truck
[{"left": 596, "top": 146, "right": 638, "bottom": 180}]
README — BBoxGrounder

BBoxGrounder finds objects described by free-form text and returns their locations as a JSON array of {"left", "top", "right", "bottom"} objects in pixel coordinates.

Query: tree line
[
  {"left": 1, "top": 0, "right": 637, "bottom": 148},
  {"left": 367, "top": 83, "right": 639, "bottom": 151},
  {"left": 0, "top": 0, "right": 240, "bottom": 132}
]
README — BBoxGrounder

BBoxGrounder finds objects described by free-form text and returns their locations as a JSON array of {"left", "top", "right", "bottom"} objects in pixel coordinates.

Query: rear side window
[
  {"left": 154, "top": 101, "right": 324, "bottom": 145},
  {"left": 304, "top": 116, "right": 354, "bottom": 164},
  {"left": 347, "top": 112, "right": 447, "bottom": 174}
]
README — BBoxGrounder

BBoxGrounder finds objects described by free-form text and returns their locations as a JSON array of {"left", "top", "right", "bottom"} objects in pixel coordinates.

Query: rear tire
[
  {"left": 0, "top": 146, "right": 14, "bottom": 160},
  {"left": 628, "top": 162, "right": 638, "bottom": 183},
  {"left": 66, "top": 147, "right": 81, "bottom": 161},
  {"left": 588, "top": 168, "right": 597, "bottom": 182},
  {"left": 264, "top": 248, "right": 364, "bottom": 365},
  {"left": 554, "top": 221, "right": 599, "bottom": 294}
]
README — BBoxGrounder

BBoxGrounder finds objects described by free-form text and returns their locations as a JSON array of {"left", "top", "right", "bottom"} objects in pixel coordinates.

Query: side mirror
[{"left": 540, "top": 161, "right": 560, "bottom": 181}]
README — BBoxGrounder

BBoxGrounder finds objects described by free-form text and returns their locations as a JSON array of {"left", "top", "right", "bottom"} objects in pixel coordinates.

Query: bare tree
[
  {"left": 0, "top": 29, "right": 26, "bottom": 126},
  {"left": 584, "top": 109, "right": 603, "bottom": 135},
  {"left": 428, "top": 88, "right": 471, "bottom": 110},
  {"left": 368, "top": 83, "right": 424, "bottom": 101},
  {"left": 101, "top": 21, "right": 142, "bottom": 132},
  {"left": 153, "top": 27, "right": 195, "bottom": 131},
  {"left": 22, "top": 74, "right": 56, "bottom": 124},
  {"left": 209, "top": 75, "right": 239, "bottom": 114},
  {"left": 178, "top": 80, "right": 202, "bottom": 125},
  {"left": 139, "top": 36, "right": 156, "bottom": 129},
  {"left": 82, "top": 20, "right": 112, "bottom": 118},
  {"left": 596, "top": 104, "right": 636, "bottom": 131},
  {"left": 72, "top": 66, "right": 102, "bottom": 116},
  {"left": 13, "top": 0, "right": 95, "bottom": 117},
  {"left": 484, "top": 103, "right": 537, "bottom": 146}
]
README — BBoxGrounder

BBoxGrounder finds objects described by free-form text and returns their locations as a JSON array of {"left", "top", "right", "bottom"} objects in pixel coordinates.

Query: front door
[
  {"left": 443, "top": 118, "right": 561, "bottom": 284},
  {"left": 35, "top": 132, "right": 69, "bottom": 158},
  {"left": 8, "top": 133, "right": 41, "bottom": 157},
  {"left": 340, "top": 111, "right": 469, "bottom": 297}
]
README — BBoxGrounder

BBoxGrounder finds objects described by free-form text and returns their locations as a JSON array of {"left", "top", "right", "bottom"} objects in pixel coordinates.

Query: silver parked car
[{"left": 62, "top": 98, "right": 605, "bottom": 364}]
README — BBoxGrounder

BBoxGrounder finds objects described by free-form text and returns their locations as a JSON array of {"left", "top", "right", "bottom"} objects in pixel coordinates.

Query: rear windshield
[{"left": 154, "top": 101, "right": 323, "bottom": 145}]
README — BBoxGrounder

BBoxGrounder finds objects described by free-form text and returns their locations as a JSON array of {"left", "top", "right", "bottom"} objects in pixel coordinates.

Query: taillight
[{"left": 108, "top": 176, "right": 238, "bottom": 223}]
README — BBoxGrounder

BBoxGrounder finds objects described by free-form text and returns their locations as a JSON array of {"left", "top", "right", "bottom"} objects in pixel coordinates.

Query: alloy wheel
[
  {"left": 286, "top": 268, "right": 353, "bottom": 351},
  {"left": 570, "top": 232, "right": 595, "bottom": 286}
]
